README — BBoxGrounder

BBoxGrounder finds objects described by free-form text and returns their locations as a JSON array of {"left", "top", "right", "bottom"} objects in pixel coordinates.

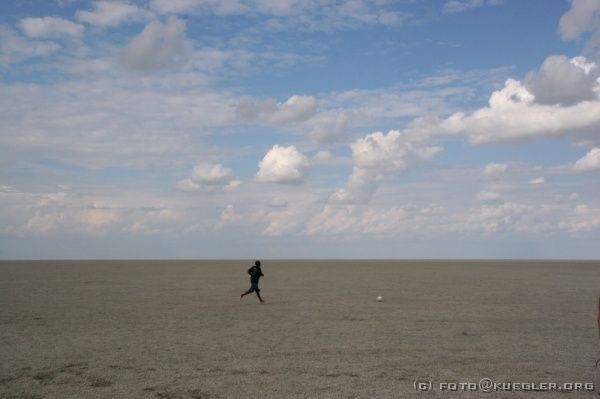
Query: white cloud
[
  {"left": 352, "top": 130, "right": 442, "bottom": 172},
  {"left": 574, "top": 147, "right": 600, "bottom": 171},
  {"left": 525, "top": 55, "right": 599, "bottom": 106},
  {"left": 269, "top": 95, "right": 317, "bottom": 123},
  {"left": 151, "top": 0, "right": 248, "bottom": 16},
  {"left": 464, "top": 202, "right": 532, "bottom": 233},
  {"left": 443, "top": 0, "right": 502, "bottom": 13},
  {"left": 0, "top": 71, "right": 238, "bottom": 167},
  {"left": 302, "top": 197, "right": 600, "bottom": 238},
  {"left": 329, "top": 167, "right": 382, "bottom": 204},
  {"left": 484, "top": 162, "right": 507, "bottom": 176},
  {"left": 559, "top": 0, "right": 600, "bottom": 54},
  {"left": 561, "top": 203, "right": 600, "bottom": 232},
  {"left": 19, "top": 17, "right": 84, "bottom": 38},
  {"left": 305, "top": 204, "right": 449, "bottom": 237},
  {"left": 176, "top": 163, "right": 238, "bottom": 191},
  {"left": 128, "top": 208, "right": 178, "bottom": 235},
  {"left": 559, "top": 0, "right": 600, "bottom": 40},
  {"left": 224, "top": 180, "right": 243, "bottom": 190},
  {"left": 0, "top": 186, "right": 125, "bottom": 235},
  {"left": 120, "top": 16, "right": 188, "bottom": 72},
  {"left": 175, "top": 178, "right": 200, "bottom": 191},
  {"left": 440, "top": 78, "right": 600, "bottom": 144},
  {"left": 76, "top": 1, "right": 144, "bottom": 27},
  {"left": 0, "top": 26, "right": 59, "bottom": 66},
  {"left": 262, "top": 207, "right": 307, "bottom": 236},
  {"left": 26, "top": 212, "right": 65, "bottom": 234},
  {"left": 79, "top": 207, "right": 120, "bottom": 229},
  {"left": 151, "top": 0, "right": 200, "bottom": 14},
  {"left": 256, "top": 145, "right": 310, "bottom": 184},
  {"left": 308, "top": 111, "right": 350, "bottom": 143},
  {"left": 150, "top": 0, "right": 405, "bottom": 29},
  {"left": 270, "top": 196, "right": 288, "bottom": 208},
  {"left": 305, "top": 205, "right": 359, "bottom": 236},
  {"left": 529, "top": 176, "right": 545, "bottom": 185},
  {"left": 312, "top": 150, "right": 332, "bottom": 162},
  {"left": 216, "top": 204, "right": 265, "bottom": 229},
  {"left": 236, "top": 95, "right": 317, "bottom": 124},
  {"left": 330, "top": 129, "right": 442, "bottom": 204},
  {"left": 190, "top": 163, "right": 235, "bottom": 184},
  {"left": 324, "top": 85, "right": 468, "bottom": 124},
  {"left": 477, "top": 190, "right": 500, "bottom": 202}
]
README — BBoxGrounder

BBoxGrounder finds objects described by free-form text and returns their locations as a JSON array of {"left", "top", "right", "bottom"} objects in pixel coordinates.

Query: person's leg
[
  {"left": 255, "top": 290, "right": 264, "bottom": 303},
  {"left": 240, "top": 287, "right": 253, "bottom": 299}
]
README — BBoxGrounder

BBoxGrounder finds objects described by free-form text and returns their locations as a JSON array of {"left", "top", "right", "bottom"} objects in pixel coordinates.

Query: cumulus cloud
[
  {"left": 76, "top": 1, "right": 144, "bottom": 27},
  {"left": 399, "top": 56, "right": 600, "bottom": 145},
  {"left": 439, "top": 78, "right": 600, "bottom": 144},
  {"left": 351, "top": 130, "right": 442, "bottom": 172},
  {"left": 525, "top": 55, "right": 599, "bottom": 106},
  {"left": 19, "top": 17, "right": 84, "bottom": 38},
  {"left": 560, "top": 204, "right": 600, "bottom": 232},
  {"left": 305, "top": 205, "right": 359, "bottom": 236},
  {"left": 236, "top": 95, "right": 318, "bottom": 124},
  {"left": 484, "top": 162, "right": 508, "bottom": 176},
  {"left": 176, "top": 163, "right": 239, "bottom": 191},
  {"left": 215, "top": 202, "right": 308, "bottom": 236},
  {"left": 305, "top": 204, "right": 451, "bottom": 237},
  {"left": 313, "top": 150, "right": 332, "bottom": 162},
  {"left": 477, "top": 190, "right": 500, "bottom": 202},
  {"left": 464, "top": 202, "right": 533, "bottom": 233},
  {"left": 559, "top": 0, "right": 600, "bottom": 40},
  {"left": 256, "top": 145, "right": 310, "bottom": 184},
  {"left": 0, "top": 186, "right": 124, "bottom": 235},
  {"left": 330, "top": 130, "right": 442, "bottom": 204},
  {"left": 262, "top": 207, "right": 308, "bottom": 236},
  {"left": 79, "top": 207, "right": 120, "bottom": 229},
  {"left": 270, "top": 196, "right": 288, "bottom": 208},
  {"left": 329, "top": 167, "right": 382, "bottom": 204},
  {"left": 0, "top": 26, "right": 59, "bottom": 65},
  {"left": 559, "top": 0, "right": 600, "bottom": 53},
  {"left": 308, "top": 111, "right": 350, "bottom": 143},
  {"left": 120, "top": 16, "right": 188, "bottom": 72},
  {"left": 129, "top": 208, "right": 178, "bottom": 234},
  {"left": 26, "top": 212, "right": 65, "bottom": 234},
  {"left": 216, "top": 204, "right": 266, "bottom": 230},
  {"left": 574, "top": 147, "right": 600, "bottom": 171},
  {"left": 529, "top": 176, "right": 545, "bottom": 185},
  {"left": 301, "top": 198, "right": 600, "bottom": 237}
]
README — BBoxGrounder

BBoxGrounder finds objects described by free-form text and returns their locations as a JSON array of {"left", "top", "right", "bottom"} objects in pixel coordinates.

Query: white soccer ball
[{"left": 377, "top": 296, "right": 383, "bottom": 302}]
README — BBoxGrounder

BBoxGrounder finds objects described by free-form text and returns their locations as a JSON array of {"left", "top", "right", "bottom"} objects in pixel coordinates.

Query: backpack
[{"left": 248, "top": 266, "right": 256, "bottom": 276}]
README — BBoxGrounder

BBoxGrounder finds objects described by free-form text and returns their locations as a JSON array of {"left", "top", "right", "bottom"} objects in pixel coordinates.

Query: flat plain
[{"left": 1, "top": 260, "right": 599, "bottom": 398}]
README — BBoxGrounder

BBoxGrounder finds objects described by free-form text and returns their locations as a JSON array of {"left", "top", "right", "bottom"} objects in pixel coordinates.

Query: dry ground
[{"left": 1, "top": 260, "right": 599, "bottom": 398}]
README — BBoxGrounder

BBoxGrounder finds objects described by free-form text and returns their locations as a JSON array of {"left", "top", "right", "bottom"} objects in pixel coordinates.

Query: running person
[{"left": 240, "top": 260, "right": 264, "bottom": 303}]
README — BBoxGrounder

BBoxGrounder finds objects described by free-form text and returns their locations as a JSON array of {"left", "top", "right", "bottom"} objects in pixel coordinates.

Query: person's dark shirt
[{"left": 249, "top": 266, "right": 263, "bottom": 284}]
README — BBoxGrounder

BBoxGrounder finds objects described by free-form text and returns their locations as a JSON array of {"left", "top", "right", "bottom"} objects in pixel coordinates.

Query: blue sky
[{"left": 1, "top": 0, "right": 600, "bottom": 259}]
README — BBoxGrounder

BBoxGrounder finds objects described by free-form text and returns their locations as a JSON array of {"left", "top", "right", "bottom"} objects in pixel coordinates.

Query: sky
[{"left": 1, "top": 0, "right": 600, "bottom": 259}]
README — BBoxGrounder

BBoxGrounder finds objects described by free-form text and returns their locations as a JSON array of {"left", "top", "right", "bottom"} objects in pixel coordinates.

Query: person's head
[{"left": 255, "top": 260, "right": 261, "bottom": 267}]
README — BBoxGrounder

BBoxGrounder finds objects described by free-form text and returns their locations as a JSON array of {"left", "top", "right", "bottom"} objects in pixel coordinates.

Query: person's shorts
[{"left": 249, "top": 282, "right": 260, "bottom": 293}]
